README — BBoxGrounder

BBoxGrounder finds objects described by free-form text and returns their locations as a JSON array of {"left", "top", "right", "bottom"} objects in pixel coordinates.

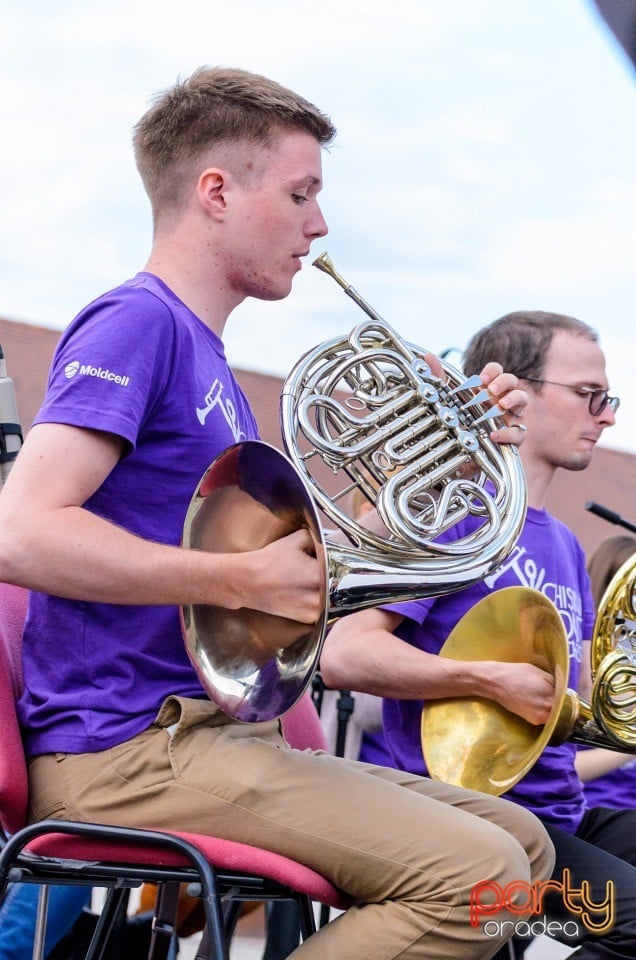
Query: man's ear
[{"left": 197, "top": 168, "right": 229, "bottom": 220}]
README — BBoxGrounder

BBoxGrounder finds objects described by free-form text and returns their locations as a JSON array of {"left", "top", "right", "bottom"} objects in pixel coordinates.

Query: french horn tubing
[
  {"left": 422, "top": 571, "right": 636, "bottom": 796},
  {"left": 587, "top": 553, "right": 636, "bottom": 748},
  {"left": 180, "top": 254, "right": 527, "bottom": 723}
]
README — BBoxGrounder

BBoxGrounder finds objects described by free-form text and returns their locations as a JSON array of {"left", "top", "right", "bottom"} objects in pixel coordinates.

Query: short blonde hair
[{"left": 133, "top": 66, "right": 336, "bottom": 224}]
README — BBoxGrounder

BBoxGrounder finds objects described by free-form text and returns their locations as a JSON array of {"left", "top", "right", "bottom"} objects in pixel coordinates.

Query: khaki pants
[{"left": 28, "top": 696, "right": 554, "bottom": 960}]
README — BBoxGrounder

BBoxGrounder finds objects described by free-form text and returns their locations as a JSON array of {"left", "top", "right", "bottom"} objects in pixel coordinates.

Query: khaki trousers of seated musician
[{"left": 27, "top": 696, "right": 554, "bottom": 960}]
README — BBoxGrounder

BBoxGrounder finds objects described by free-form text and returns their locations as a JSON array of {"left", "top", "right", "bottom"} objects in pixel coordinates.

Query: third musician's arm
[{"left": 321, "top": 607, "right": 555, "bottom": 725}]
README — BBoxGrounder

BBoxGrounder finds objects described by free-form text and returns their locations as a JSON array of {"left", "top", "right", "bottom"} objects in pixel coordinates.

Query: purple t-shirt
[
  {"left": 18, "top": 273, "right": 259, "bottom": 756},
  {"left": 579, "top": 747, "right": 636, "bottom": 810},
  {"left": 358, "top": 729, "right": 394, "bottom": 767},
  {"left": 382, "top": 506, "right": 595, "bottom": 833}
]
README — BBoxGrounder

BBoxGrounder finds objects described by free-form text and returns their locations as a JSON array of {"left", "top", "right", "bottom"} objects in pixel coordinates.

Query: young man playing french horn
[{"left": 0, "top": 67, "right": 552, "bottom": 959}]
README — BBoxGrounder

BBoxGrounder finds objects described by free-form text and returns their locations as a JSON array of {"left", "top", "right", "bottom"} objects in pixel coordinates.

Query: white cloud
[{"left": 483, "top": 179, "right": 636, "bottom": 292}]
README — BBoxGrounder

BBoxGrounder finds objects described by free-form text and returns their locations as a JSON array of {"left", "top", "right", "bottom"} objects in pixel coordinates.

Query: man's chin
[
  {"left": 563, "top": 452, "right": 594, "bottom": 472},
  {"left": 251, "top": 280, "right": 293, "bottom": 302}
]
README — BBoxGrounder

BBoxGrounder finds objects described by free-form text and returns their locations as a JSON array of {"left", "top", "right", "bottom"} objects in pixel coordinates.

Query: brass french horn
[
  {"left": 180, "top": 254, "right": 527, "bottom": 723},
  {"left": 422, "top": 567, "right": 636, "bottom": 796},
  {"left": 587, "top": 553, "right": 636, "bottom": 748}
]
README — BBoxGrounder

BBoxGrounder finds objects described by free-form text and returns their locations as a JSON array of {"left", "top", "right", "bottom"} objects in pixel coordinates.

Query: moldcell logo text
[{"left": 64, "top": 361, "right": 130, "bottom": 386}]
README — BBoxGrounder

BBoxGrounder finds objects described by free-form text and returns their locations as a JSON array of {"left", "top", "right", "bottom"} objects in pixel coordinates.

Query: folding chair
[{"left": 0, "top": 583, "right": 352, "bottom": 959}]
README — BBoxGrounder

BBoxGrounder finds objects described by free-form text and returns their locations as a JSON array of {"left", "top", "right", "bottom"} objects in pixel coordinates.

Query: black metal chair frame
[{"left": 0, "top": 819, "right": 319, "bottom": 960}]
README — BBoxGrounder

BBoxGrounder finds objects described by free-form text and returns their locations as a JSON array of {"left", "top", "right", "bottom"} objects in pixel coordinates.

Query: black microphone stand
[{"left": 585, "top": 501, "right": 636, "bottom": 535}]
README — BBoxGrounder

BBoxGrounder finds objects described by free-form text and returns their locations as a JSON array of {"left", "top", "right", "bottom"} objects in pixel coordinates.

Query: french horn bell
[{"left": 422, "top": 572, "right": 636, "bottom": 796}]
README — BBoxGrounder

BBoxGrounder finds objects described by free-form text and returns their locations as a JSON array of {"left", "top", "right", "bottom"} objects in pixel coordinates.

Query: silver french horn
[{"left": 180, "top": 254, "right": 527, "bottom": 722}]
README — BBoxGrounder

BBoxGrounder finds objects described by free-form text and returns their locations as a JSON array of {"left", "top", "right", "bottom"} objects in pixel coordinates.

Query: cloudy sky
[{"left": 1, "top": 0, "right": 634, "bottom": 451}]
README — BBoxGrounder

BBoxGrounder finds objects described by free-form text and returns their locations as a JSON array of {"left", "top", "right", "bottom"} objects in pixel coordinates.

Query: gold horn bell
[{"left": 422, "top": 575, "right": 636, "bottom": 796}]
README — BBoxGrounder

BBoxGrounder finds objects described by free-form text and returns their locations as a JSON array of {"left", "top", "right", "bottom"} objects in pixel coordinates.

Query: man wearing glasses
[{"left": 323, "top": 310, "right": 636, "bottom": 959}]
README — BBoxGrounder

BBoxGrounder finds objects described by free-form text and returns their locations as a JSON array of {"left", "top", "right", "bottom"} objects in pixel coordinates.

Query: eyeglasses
[{"left": 523, "top": 378, "right": 620, "bottom": 417}]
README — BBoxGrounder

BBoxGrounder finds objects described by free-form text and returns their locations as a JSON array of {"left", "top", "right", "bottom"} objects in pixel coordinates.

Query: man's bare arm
[
  {"left": 322, "top": 607, "right": 556, "bottom": 726},
  {"left": 0, "top": 423, "right": 321, "bottom": 622}
]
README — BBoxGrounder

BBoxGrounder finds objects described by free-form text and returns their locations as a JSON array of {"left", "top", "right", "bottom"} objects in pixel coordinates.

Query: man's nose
[{"left": 307, "top": 203, "right": 328, "bottom": 239}]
